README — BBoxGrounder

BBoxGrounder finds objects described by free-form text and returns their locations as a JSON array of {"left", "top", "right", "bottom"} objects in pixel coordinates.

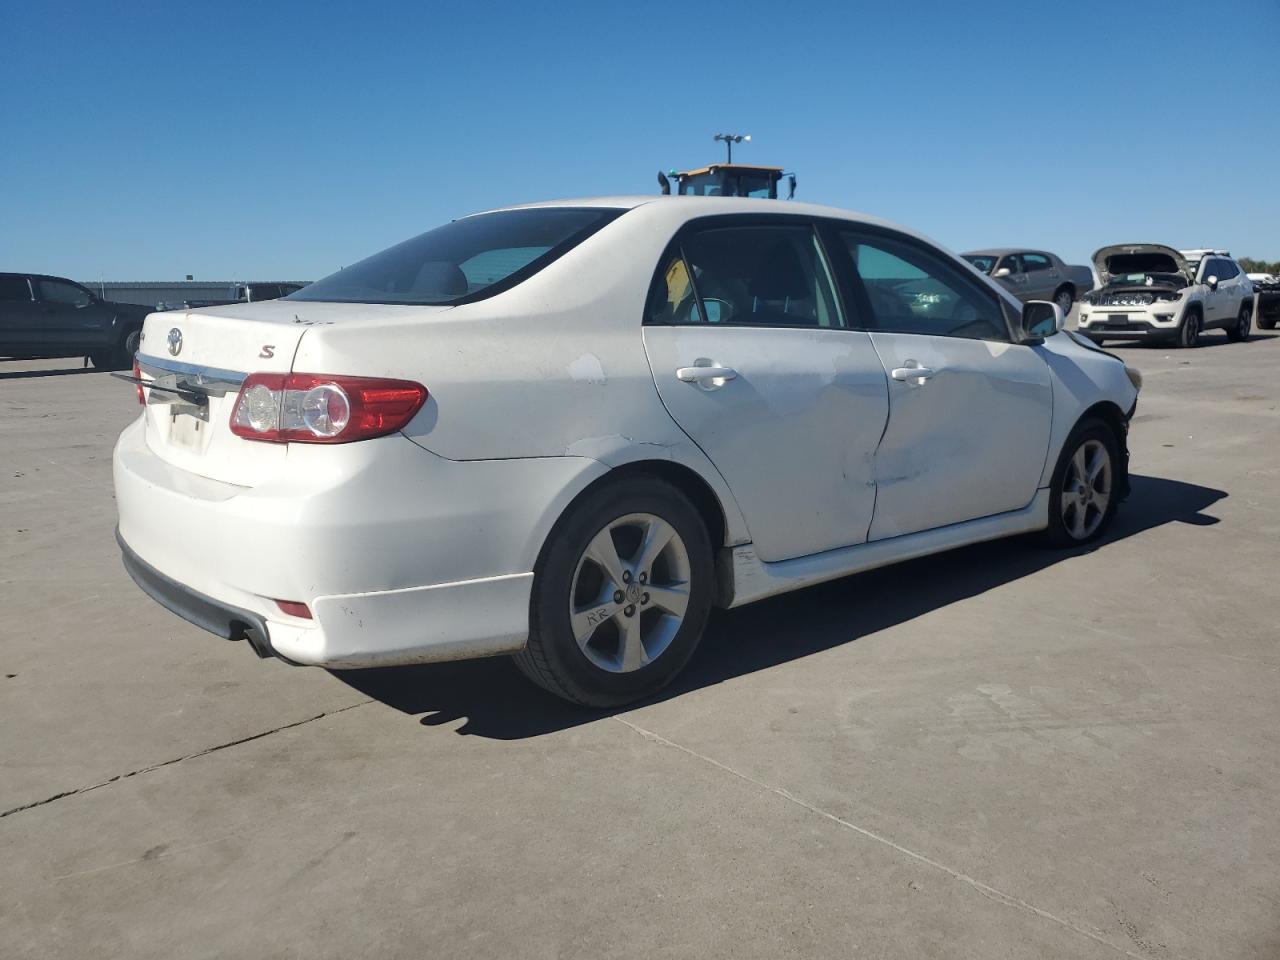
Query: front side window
[
  {"left": 0, "top": 276, "right": 32, "bottom": 301},
  {"left": 839, "top": 232, "right": 1008, "bottom": 341},
  {"left": 1217, "top": 259, "right": 1239, "bottom": 280},
  {"left": 961, "top": 255, "right": 997, "bottom": 275},
  {"left": 656, "top": 224, "right": 843, "bottom": 328},
  {"left": 290, "top": 207, "right": 624, "bottom": 305},
  {"left": 995, "top": 255, "right": 1020, "bottom": 275},
  {"left": 1021, "top": 253, "right": 1051, "bottom": 272},
  {"left": 37, "top": 279, "right": 92, "bottom": 307}
]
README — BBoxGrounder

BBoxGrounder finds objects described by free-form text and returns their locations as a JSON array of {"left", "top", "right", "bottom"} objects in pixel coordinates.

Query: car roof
[
  {"left": 475, "top": 194, "right": 922, "bottom": 234},
  {"left": 961, "top": 248, "right": 1042, "bottom": 257}
]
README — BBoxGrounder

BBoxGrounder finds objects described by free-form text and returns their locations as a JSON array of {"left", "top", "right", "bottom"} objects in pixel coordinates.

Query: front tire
[
  {"left": 1225, "top": 302, "right": 1252, "bottom": 342},
  {"left": 1053, "top": 285, "right": 1075, "bottom": 317},
  {"left": 1042, "top": 419, "right": 1121, "bottom": 548},
  {"left": 515, "top": 477, "right": 714, "bottom": 707},
  {"left": 89, "top": 328, "right": 141, "bottom": 370},
  {"left": 1176, "top": 308, "right": 1201, "bottom": 349}
]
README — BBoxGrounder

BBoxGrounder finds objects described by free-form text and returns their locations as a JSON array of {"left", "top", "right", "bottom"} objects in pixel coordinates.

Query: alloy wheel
[
  {"left": 1060, "top": 439, "right": 1112, "bottom": 541},
  {"left": 1055, "top": 289, "right": 1073, "bottom": 317},
  {"left": 569, "top": 512, "right": 691, "bottom": 673}
]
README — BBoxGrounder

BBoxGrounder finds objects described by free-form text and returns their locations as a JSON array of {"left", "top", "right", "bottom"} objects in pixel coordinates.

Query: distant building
[{"left": 80, "top": 280, "right": 310, "bottom": 309}]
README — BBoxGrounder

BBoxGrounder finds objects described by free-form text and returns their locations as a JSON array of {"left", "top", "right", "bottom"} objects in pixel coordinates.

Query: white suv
[{"left": 1078, "top": 244, "right": 1253, "bottom": 347}]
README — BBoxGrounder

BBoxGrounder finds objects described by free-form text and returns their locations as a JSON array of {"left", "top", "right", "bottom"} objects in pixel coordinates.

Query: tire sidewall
[
  {"left": 528, "top": 478, "right": 714, "bottom": 706},
  {"left": 1179, "top": 309, "right": 1201, "bottom": 348},
  {"left": 1045, "top": 419, "right": 1121, "bottom": 547}
]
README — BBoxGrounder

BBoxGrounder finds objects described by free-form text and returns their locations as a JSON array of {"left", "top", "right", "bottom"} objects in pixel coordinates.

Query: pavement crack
[
  {"left": 613, "top": 715, "right": 1163, "bottom": 960},
  {"left": 1, "top": 700, "right": 372, "bottom": 820}
]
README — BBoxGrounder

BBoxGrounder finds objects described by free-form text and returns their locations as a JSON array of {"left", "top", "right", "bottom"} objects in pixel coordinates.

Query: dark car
[
  {"left": 0, "top": 273, "right": 149, "bottom": 369},
  {"left": 157, "top": 282, "right": 307, "bottom": 311}
]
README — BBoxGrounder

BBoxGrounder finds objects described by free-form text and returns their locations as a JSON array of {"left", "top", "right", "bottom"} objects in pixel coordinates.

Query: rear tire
[
  {"left": 1225, "top": 302, "right": 1252, "bottom": 342},
  {"left": 1042, "top": 418, "right": 1121, "bottom": 548},
  {"left": 1176, "top": 308, "right": 1201, "bottom": 349},
  {"left": 514, "top": 477, "right": 714, "bottom": 707},
  {"left": 1258, "top": 310, "right": 1276, "bottom": 330}
]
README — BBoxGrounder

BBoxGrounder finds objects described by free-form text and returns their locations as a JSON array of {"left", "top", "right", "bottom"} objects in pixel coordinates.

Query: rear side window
[
  {"left": 290, "top": 207, "right": 624, "bottom": 305},
  {"left": 0, "top": 276, "right": 31, "bottom": 300},
  {"left": 651, "top": 224, "right": 843, "bottom": 328},
  {"left": 1021, "top": 253, "right": 1051, "bottom": 272}
]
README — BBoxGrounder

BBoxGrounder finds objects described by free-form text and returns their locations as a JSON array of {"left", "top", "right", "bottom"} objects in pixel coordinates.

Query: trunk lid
[
  {"left": 1092, "top": 244, "right": 1191, "bottom": 284},
  {"left": 135, "top": 300, "right": 430, "bottom": 486}
]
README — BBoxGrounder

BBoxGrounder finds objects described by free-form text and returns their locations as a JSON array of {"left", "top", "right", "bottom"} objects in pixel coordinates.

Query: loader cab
[{"left": 658, "top": 164, "right": 795, "bottom": 200}]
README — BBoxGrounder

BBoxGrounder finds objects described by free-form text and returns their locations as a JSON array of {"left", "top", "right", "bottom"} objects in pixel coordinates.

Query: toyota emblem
[{"left": 167, "top": 328, "right": 183, "bottom": 356}]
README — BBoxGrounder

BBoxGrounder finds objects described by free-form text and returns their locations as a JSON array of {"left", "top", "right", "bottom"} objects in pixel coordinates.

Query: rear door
[
  {"left": 1019, "top": 252, "right": 1056, "bottom": 301},
  {"left": 0, "top": 275, "right": 39, "bottom": 353},
  {"left": 33, "top": 277, "right": 112, "bottom": 351},
  {"left": 831, "top": 227, "right": 1053, "bottom": 541},
  {"left": 641, "top": 215, "right": 890, "bottom": 563}
]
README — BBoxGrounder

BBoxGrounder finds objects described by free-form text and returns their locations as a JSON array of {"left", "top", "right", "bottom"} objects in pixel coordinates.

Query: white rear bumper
[{"left": 113, "top": 416, "right": 603, "bottom": 666}]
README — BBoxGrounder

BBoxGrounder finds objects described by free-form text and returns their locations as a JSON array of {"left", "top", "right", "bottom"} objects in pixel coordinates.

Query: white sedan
[{"left": 113, "top": 197, "right": 1140, "bottom": 705}]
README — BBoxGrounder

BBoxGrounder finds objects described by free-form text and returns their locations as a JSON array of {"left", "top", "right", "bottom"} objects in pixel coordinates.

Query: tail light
[
  {"left": 230, "top": 373, "right": 427, "bottom": 444},
  {"left": 133, "top": 357, "right": 145, "bottom": 406}
]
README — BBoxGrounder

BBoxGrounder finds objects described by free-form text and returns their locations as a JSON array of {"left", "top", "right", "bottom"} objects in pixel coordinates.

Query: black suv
[{"left": 0, "top": 273, "right": 149, "bottom": 369}]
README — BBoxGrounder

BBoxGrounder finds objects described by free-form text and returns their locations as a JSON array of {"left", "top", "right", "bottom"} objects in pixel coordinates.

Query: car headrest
[{"left": 413, "top": 261, "right": 468, "bottom": 297}]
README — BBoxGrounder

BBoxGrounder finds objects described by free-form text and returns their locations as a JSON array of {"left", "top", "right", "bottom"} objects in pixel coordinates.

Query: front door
[
  {"left": 642, "top": 217, "right": 890, "bottom": 563},
  {"left": 32, "top": 278, "right": 111, "bottom": 353},
  {"left": 831, "top": 228, "right": 1053, "bottom": 541}
]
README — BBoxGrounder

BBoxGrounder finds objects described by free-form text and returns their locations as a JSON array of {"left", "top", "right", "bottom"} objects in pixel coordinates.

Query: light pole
[{"left": 713, "top": 133, "right": 750, "bottom": 164}]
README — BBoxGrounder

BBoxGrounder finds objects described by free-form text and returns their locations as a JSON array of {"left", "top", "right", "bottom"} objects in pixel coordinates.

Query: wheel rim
[
  {"left": 1061, "top": 439, "right": 1111, "bottom": 541},
  {"left": 569, "top": 512, "right": 691, "bottom": 674},
  {"left": 1055, "top": 290, "right": 1072, "bottom": 315}
]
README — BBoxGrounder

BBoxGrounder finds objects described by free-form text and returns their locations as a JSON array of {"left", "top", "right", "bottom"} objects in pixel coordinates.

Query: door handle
[
  {"left": 891, "top": 364, "right": 936, "bottom": 382},
  {"left": 676, "top": 365, "right": 738, "bottom": 384}
]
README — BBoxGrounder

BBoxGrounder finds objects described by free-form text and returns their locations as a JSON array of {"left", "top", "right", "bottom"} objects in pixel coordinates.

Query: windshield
[
  {"left": 290, "top": 207, "right": 624, "bottom": 305},
  {"left": 962, "top": 255, "right": 997, "bottom": 274}
]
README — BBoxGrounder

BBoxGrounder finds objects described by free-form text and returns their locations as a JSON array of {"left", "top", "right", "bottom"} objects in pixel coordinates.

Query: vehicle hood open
[{"left": 1092, "top": 244, "right": 1191, "bottom": 284}]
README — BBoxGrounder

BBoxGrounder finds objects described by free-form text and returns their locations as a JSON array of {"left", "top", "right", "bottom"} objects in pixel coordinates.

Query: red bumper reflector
[{"left": 274, "top": 599, "right": 313, "bottom": 620}]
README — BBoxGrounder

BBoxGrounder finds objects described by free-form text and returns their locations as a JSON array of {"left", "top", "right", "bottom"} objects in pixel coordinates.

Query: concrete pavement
[{"left": 2, "top": 327, "right": 1278, "bottom": 958}]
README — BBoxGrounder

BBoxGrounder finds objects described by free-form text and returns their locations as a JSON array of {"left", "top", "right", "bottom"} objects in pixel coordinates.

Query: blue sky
[{"left": 2, "top": 0, "right": 1277, "bottom": 281}]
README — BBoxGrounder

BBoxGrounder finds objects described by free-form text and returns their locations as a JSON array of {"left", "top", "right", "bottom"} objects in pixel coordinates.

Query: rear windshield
[{"left": 290, "top": 207, "right": 625, "bottom": 305}]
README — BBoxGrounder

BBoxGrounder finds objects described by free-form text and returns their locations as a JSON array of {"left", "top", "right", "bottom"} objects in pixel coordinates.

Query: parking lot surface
[{"left": 3, "top": 327, "right": 1279, "bottom": 959}]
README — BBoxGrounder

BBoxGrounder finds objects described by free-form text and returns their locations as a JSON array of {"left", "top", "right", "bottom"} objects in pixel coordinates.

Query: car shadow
[
  {"left": 332, "top": 474, "right": 1226, "bottom": 739},
  {"left": 0, "top": 363, "right": 99, "bottom": 380}
]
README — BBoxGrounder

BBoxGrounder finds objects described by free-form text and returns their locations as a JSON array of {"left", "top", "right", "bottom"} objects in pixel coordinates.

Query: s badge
[{"left": 259, "top": 345, "right": 275, "bottom": 359}]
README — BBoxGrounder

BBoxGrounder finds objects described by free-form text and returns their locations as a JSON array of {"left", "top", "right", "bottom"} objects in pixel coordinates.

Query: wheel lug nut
[
  {"left": 622, "top": 571, "right": 632, "bottom": 584},
  {"left": 613, "top": 591, "right": 624, "bottom": 604},
  {"left": 638, "top": 572, "right": 647, "bottom": 584},
  {"left": 624, "top": 605, "right": 635, "bottom": 617},
  {"left": 641, "top": 593, "right": 650, "bottom": 605}
]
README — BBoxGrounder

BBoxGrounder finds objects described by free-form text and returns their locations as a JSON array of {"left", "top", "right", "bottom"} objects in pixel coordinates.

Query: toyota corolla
[{"left": 113, "top": 197, "right": 1141, "bottom": 705}]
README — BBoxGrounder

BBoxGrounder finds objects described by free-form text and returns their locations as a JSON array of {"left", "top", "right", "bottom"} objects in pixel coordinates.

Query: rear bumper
[{"left": 113, "top": 415, "right": 603, "bottom": 667}]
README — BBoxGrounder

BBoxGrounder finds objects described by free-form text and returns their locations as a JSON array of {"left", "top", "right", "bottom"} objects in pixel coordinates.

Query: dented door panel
[
  {"left": 866, "top": 333, "right": 1052, "bottom": 541},
  {"left": 643, "top": 325, "right": 888, "bottom": 562}
]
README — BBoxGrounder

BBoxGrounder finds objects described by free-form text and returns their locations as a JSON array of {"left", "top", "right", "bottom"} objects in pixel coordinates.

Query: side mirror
[
  {"left": 1205, "top": 275, "right": 1219, "bottom": 290},
  {"left": 1022, "top": 300, "right": 1064, "bottom": 340},
  {"left": 992, "top": 267, "right": 1012, "bottom": 279}
]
